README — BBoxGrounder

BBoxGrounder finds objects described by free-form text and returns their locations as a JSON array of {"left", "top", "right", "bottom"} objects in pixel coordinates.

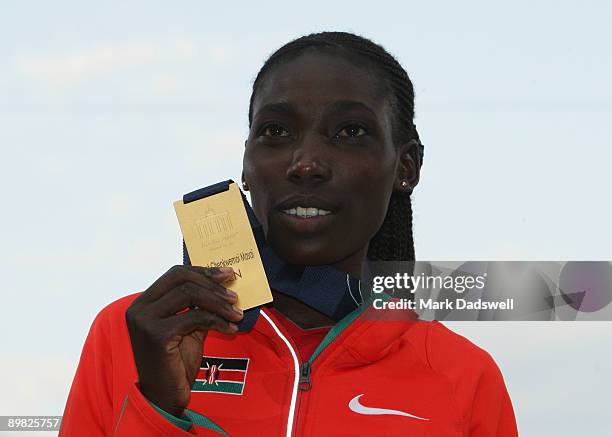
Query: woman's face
[{"left": 243, "top": 50, "right": 414, "bottom": 274}]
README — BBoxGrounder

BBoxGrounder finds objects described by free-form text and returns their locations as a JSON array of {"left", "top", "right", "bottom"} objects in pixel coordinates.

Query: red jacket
[{"left": 60, "top": 293, "right": 518, "bottom": 436}]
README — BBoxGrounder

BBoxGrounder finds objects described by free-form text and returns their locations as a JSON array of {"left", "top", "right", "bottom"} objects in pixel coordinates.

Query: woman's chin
[{"left": 269, "top": 241, "right": 338, "bottom": 267}]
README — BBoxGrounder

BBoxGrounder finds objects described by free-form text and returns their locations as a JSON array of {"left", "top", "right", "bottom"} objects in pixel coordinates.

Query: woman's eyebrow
[
  {"left": 326, "top": 100, "right": 378, "bottom": 118},
  {"left": 328, "top": 100, "right": 376, "bottom": 117},
  {"left": 254, "top": 100, "right": 379, "bottom": 121},
  {"left": 254, "top": 101, "right": 298, "bottom": 118}
]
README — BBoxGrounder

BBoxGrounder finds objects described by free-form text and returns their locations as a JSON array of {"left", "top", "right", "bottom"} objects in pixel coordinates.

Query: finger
[
  {"left": 135, "top": 265, "right": 233, "bottom": 306},
  {"left": 161, "top": 308, "right": 239, "bottom": 337},
  {"left": 145, "top": 282, "right": 243, "bottom": 321},
  {"left": 184, "top": 266, "right": 235, "bottom": 284}
]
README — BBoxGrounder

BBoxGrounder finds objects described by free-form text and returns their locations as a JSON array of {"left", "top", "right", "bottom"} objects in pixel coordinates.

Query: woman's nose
[{"left": 286, "top": 140, "right": 332, "bottom": 185}]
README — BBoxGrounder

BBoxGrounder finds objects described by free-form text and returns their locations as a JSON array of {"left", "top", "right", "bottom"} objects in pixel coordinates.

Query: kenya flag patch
[{"left": 191, "top": 356, "right": 250, "bottom": 395}]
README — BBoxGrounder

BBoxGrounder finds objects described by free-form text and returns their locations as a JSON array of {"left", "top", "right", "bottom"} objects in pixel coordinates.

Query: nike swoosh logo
[{"left": 348, "top": 394, "right": 429, "bottom": 421}]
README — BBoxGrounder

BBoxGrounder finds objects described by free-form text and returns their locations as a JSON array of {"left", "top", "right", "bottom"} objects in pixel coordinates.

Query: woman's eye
[
  {"left": 335, "top": 125, "right": 367, "bottom": 138},
  {"left": 261, "top": 124, "right": 290, "bottom": 137}
]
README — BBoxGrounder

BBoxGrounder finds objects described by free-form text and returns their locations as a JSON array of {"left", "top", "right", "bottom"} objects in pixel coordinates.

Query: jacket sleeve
[
  {"left": 59, "top": 301, "right": 226, "bottom": 436},
  {"left": 467, "top": 356, "right": 519, "bottom": 437}
]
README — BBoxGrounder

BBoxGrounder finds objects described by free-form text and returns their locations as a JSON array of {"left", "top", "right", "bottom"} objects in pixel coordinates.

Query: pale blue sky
[{"left": 1, "top": 1, "right": 611, "bottom": 436}]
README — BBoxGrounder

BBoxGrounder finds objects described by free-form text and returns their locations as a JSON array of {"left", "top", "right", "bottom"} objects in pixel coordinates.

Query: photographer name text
[{"left": 373, "top": 297, "right": 515, "bottom": 311}]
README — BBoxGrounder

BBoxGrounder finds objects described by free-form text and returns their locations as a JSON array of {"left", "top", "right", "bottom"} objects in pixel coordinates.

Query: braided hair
[{"left": 248, "top": 31, "right": 424, "bottom": 262}]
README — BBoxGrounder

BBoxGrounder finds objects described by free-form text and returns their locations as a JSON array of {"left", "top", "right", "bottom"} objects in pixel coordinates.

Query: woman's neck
[
  {"left": 330, "top": 246, "right": 367, "bottom": 279},
  {"left": 271, "top": 290, "right": 335, "bottom": 329},
  {"left": 269, "top": 245, "right": 368, "bottom": 328}
]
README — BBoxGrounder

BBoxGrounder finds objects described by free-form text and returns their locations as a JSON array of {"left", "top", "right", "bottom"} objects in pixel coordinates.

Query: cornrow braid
[{"left": 248, "top": 31, "right": 424, "bottom": 262}]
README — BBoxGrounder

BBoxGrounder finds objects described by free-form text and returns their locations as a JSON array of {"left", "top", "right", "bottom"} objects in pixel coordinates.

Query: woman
[{"left": 60, "top": 31, "right": 518, "bottom": 436}]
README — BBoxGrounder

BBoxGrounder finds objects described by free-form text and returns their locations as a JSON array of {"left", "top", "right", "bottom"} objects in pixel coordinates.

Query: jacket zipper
[
  {"left": 294, "top": 361, "right": 313, "bottom": 435},
  {"left": 260, "top": 310, "right": 316, "bottom": 437},
  {"left": 260, "top": 296, "right": 386, "bottom": 436},
  {"left": 260, "top": 310, "right": 301, "bottom": 437},
  {"left": 298, "top": 361, "right": 312, "bottom": 391}
]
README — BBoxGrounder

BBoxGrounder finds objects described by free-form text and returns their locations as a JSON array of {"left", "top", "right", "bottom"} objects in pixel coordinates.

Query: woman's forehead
[{"left": 252, "top": 51, "right": 390, "bottom": 118}]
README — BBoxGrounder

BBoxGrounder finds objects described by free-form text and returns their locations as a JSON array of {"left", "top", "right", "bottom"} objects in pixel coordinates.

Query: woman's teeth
[{"left": 282, "top": 206, "right": 331, "bottom": 217}]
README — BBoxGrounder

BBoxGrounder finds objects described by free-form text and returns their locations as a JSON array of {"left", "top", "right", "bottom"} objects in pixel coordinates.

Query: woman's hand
[{"left": 125, "top": 265, "right": 243, "bottom": 416}]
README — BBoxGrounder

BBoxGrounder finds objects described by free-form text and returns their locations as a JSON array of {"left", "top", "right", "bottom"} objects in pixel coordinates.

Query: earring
[
  {"left": 400, "top": 180, "right": 409, "bottom": 188},
  {"left": 241, "top": 170, "right": 249, "bottom": 191}
]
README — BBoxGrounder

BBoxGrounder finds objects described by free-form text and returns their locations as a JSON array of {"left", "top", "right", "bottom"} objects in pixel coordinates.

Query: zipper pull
[{"left": 298, "top": 362, "right": 312, "bottom": 391}]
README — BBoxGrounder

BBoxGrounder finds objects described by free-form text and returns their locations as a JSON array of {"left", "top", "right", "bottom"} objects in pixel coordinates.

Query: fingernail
[
  {"left": 229, "top": 323, "right": 239, "bottom": 332},
  {"left": 203, "top": 267, "right": 233, "bottom": 277},
  {"left": 232, "top": 305, "right": 243, "bottom": 316},
  {"left": 225, "top": 289, "right": 238, "bottom": 299},
  {"left": 203, "top": 267, "right": 222, "bottom": 276}
]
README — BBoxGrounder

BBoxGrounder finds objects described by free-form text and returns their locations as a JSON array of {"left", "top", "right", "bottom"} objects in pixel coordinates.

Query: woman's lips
[
  {"left": 275, "top": 208, "right": 335, "bottom": 233},
  {"left": 274, "top": 195, "right": 338, "bottom": 214},
  {"left": 281, "top": 206, "right": 332, "bottom": 217}
]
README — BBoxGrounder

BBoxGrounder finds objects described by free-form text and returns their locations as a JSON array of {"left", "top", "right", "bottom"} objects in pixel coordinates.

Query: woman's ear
[{"left": 394, "top": 139, "right": 422, "bottom": 193}]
